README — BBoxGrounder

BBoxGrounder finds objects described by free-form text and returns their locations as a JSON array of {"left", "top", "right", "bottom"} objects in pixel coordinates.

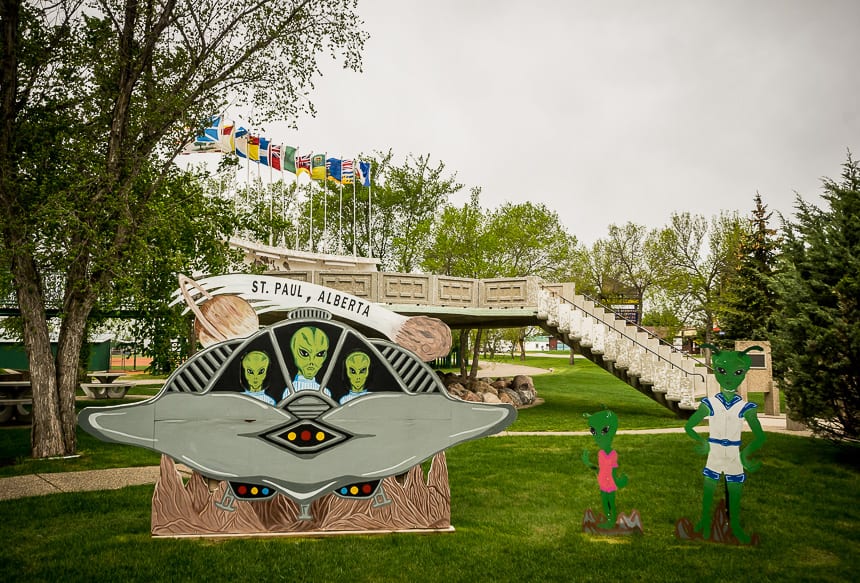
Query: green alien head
[
  {"left": 345, "top": 351, "right": 371, "bottom": 393},
  {"left": 291, "top": 326, "right": 329, "bottom": 380},
  {"left": 584, "top": 408, "right": 619, "bottom": 452},
  {"left": 701, "top": 344, "right": 763, "bottom": 395},
  {"left": 242, "top": 350, "right": 270, "bottom": 393}
]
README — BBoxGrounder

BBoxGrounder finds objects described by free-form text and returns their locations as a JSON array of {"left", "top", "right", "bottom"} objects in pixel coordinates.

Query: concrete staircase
[{"left": 537, "top": 288, "right": 717, "bottom": 418}]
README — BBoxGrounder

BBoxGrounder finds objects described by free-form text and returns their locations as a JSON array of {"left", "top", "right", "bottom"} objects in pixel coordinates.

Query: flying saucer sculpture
[{"left": 79, "top": 282, "right": 515, "bottom": 536}]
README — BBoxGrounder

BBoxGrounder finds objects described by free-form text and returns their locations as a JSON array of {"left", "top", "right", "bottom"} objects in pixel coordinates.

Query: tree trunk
[
  {"left": 13, "top": 255, "right": 65, "bottom": 457},
  {"left": 458, "top": 329, "right": 468, "bottom": 379},
  {"left": 13, "top": 244, "right": 97, "bottom": 458},
  {"left": 56, "top": 292, "right": 95, "bottom": 454},
  {"left": 469, "top": 328, "right": 483, "bottom": 380}
]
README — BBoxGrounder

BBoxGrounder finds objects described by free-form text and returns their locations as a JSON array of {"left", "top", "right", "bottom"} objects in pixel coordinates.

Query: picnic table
[
  {"left": 81, "top": 371, "right": 131, "bottom": 399},
  {"left": 0, "top": 380, "right": 32, "bottom": 424},
  {"left": 88, "top": 371, "right": 126, "bottom": 384}
]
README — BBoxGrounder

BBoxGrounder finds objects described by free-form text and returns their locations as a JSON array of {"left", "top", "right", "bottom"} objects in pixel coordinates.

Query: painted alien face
[
  {"left": 585, "top": 409, "right": 619, "bottom": 451},
  {"left": 711, "top": 351, "right": 752, "bottom": 394},
  {"left": 291, "top": 327, "right": 329, "bottom": 379},
  {"left": 345, "top": 351, "right": 371, "bottom": 393},
  {"left": 242, "top": 351, "right": 270, "bottom": 393}
]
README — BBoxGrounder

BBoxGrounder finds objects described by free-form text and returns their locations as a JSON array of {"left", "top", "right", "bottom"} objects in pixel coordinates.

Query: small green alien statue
[
  {"left": 285, "top": 326, "right": 331, "bottom": 398},
  {"left": 340, "top": 351, "right": 371, "bottom": 404},
  {"left": 582, "top": 409, "right": 629, "bottom": 529},
  {"left": 683, "top": 344, "right": 766, "bottom": 544}
]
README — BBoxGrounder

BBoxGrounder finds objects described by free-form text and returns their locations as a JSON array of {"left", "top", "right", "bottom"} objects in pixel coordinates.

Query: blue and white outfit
[
  {"left": 701, "top": 392, "right": 757, "bottom": 483},
  {"left": 284, "top": 374, "right": 331, "bottom": 399},
  {"left": 339, "top": 389, "right": 369, "bottom": 404},
  {"left": 243, "top": 389, "right": 276, "bottom": 406}
]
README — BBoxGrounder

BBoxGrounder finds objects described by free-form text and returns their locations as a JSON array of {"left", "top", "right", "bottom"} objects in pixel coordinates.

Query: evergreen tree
[
  {"left": 718, "top": 193, "right": 779, "bottom": 341},
  {"left": 771, "top": 153, "right": 860, "bottom": 441}
]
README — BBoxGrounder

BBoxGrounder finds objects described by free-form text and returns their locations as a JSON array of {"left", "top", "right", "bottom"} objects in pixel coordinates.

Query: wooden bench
[{"left": 79, "top": 382, "right": 132, "bottom": 399}]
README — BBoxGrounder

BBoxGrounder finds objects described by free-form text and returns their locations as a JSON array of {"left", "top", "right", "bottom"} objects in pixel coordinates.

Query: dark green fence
[{"left": 0, "top": 340, "right": 111, "bottom": 371}]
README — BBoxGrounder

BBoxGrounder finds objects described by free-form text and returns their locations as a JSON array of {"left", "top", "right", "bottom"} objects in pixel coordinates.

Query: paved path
[{"left": 475, "top": 360, "right": 553, "bottom": 378}]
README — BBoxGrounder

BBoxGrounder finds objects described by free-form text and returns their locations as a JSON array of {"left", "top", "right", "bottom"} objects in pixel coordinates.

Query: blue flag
[
  {"left": 326, "top": 157, "right": 342, "bottom": 183},
  {"left": 357, "top": 161, "right": 371, "bottom": 187}
]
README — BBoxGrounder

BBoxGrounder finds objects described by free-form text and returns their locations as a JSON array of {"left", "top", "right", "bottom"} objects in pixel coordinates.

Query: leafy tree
[
  {"left": 0, "top": 0, "right": 366, "bottom": 458},
  {"left": 377, "top": 153, "right": 463, "bottom": 272},
  {"left": 113, "top": 169, "right": 246, "bottom": 373},
  {"left": 717, "top": 193, "right": 779, "bottom": 342},
  {"left": 604, "top": 222, "right": 671, "bottom": 324},
  {"left": 569, "top": 239, "right": 615, "bottom": 298},
  {"left": 659, "top": 211, "right": 745, "bottom": 345},
  {"left": 771, "top": 154, "right": 860, "bottom": 441},
  {"left": 640, "top": 307, "right": 683, "bottom": 342},
  {"left": 422, "top": 188, "right": 487, "bottom": 277},
  {"left": 484, "top": 201, "right": 577, "bottom": 280}
]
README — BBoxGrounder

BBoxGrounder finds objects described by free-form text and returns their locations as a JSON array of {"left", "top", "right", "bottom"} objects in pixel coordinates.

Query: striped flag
[{"left": 341, "top": 159, "right": 354, "bottom": 184}]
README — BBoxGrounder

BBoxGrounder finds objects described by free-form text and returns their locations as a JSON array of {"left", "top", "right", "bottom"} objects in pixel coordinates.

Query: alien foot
[
  {"left": 583, "top": 509, "right": 643, "bottom": 536},
  {"left": 675, "top": 501, "right": 759, "bottom": 545}
]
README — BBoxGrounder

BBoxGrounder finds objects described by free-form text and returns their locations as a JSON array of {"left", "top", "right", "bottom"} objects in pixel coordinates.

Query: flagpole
[
  {"left": 308, "top": 153, "right": 314, "bottom": 252},
  {"left": 295, "top": 149, "right": 300, "bottom": 250},
  {"left": 338, "top": 169, "right": 343, "bottom": 255},
  {"left": 352, "top": 159, "right": 357, "bottom": 257},
  {"left": 322, "top": 152, "right": 328, "bottom": 253},
  {"left": 259, "top": 138, "right": 270, "bottom": 247},
  {"left": 368, "top": 163, "right": 373, "bottom": 258}
]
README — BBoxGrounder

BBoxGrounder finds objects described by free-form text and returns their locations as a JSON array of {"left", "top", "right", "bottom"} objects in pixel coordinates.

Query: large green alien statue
[
  {"left": 285, "top": 326, "right": 331, "bottom": 398},
  {"left": 339, "top": 351, "right": 371, "bottom": 404},
  {"left": 683, "top": 344, "right": 766, "bottom": 544}
]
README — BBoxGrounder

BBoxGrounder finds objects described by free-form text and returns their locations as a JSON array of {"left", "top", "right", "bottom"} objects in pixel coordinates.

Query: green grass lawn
[
  {"left": 0, "top": 356, "right": 857, "bottom": 582},
  {"left": 508, "top": 357, "right": 686, "bottom": 431},
  {"left": 0, "top": 433, "right": 857, "bottom": 582}
]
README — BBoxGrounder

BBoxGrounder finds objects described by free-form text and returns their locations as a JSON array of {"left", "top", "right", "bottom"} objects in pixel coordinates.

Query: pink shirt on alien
[{"left": 598, "top": 449, "right": 618, "bottom": 493}]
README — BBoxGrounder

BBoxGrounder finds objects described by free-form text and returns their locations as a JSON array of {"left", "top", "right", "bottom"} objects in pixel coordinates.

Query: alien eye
[
  {"left": 735, "top": 369, "right": 744, "bottom": 376},
  {"left": 717, "top": 367, "right": 726, "bottom": 375},
  {"left": 589, "top": 427, "right": 596, "bottom": 435},
  {"left": 360, "top": 367, "right": 367, "bottom": 374},
  {"left": 299, "top": 349, "right": 309, "bottom": 357},
  {"left": 257, "top": 368, "right": 266, "bottom": 375},
  {"left": 601, "top": 426, "right": 609, "bottom": 435},
  {"left": 316, "top": 351, "right": 326, "bottom": 358},
  {"left": 349, "top": 367, "right": 356, "bottom": 374}
]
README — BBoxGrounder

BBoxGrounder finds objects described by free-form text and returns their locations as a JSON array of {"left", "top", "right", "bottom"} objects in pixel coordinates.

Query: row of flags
[{"left": 189, "top": 117, "right": 372, "bottom": 187}]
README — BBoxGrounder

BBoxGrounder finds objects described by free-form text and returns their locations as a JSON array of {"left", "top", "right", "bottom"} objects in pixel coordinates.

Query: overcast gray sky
[{"left": 268, "top": 0, "right": 860, "bottom": 246}]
